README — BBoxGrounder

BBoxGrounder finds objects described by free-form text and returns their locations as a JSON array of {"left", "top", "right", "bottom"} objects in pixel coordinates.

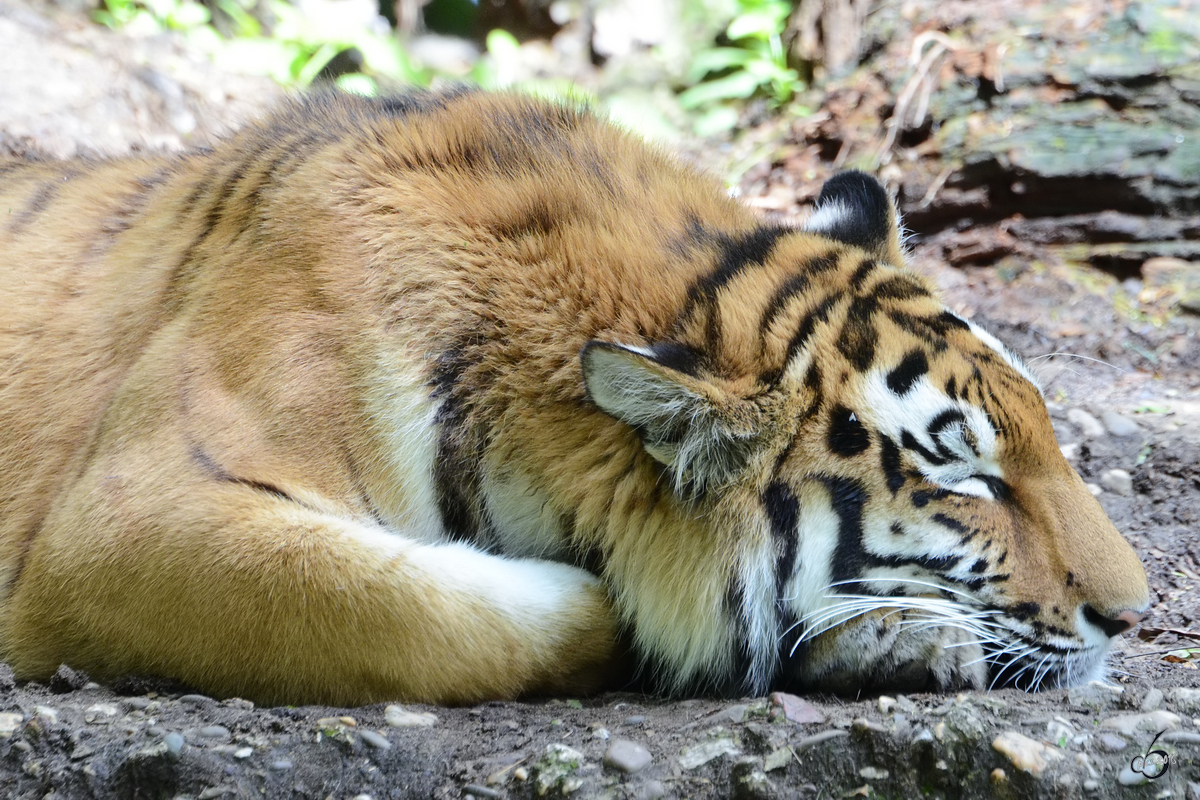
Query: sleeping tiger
[{"left": 0, "top": 89, "right": 1148, "bottom": 705}]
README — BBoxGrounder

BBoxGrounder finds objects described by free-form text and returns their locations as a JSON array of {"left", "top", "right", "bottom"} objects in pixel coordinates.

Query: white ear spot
[{"left": 802, "top": 201, "right": 851, "bottom": 237}]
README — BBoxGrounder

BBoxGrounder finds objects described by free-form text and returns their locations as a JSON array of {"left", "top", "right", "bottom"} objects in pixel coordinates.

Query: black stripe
[
  {"left": 869, "top": 275, "right": 929, "bottom": 302},
  {"left": 779, "top": 293, "right": 841, "bottom": 376},
  {"left": 6, "top": 180, "right": 59, "bottom": 235},
  {"left": 886, "top": 350, "right": 929, "bottom": 396},
  {"left": 835, "top": 296, "right": 878, "bottom": 371},
  {"left": 763, "top": 482, "right": 800, "bottom": 615},
  {"left": 848, "top": 259, "right": 877, "bottom": 291},
  {"left": 827, "top": 405, "right": 870, "bottom": 456},
  {"left": 879, "top": 436, "right": 905, "bottom": 493}
]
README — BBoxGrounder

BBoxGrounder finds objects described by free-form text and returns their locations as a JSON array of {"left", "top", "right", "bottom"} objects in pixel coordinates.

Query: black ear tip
[{"left": 815, "top": 171, "right": 890, "bottom": 213}]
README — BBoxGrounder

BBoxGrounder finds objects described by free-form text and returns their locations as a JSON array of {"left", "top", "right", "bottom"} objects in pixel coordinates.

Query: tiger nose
[{"left": 1082, "top": 604, "right": 1143, "bottom": 637}]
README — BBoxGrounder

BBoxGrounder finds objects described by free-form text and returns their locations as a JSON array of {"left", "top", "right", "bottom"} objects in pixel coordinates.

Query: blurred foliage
[
  {"left": 679, "top": 0, "right": 803, "bottom": 135},
  {"left": 93, "top": 0, "right": 799, "bottom": 134}
]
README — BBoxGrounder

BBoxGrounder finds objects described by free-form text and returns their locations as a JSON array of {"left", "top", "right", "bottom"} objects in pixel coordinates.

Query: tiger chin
[{"left": 0, "top": 89, "right": 1148, "bottom": 706}]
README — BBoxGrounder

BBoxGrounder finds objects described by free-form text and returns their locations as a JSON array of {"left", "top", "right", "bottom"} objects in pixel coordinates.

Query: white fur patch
[
  {"left": 802, "top": 201, "right": 851, "bottom": 237},
  {"left": 364, "top": 353, "right": 445, "bottom": 543},
  {"left": 782, "top": 484, "right": 842, "bottom": 625},
  {"left": 961, "top": 315, "right": 1042, "bottom": 394},
  {"left": 861, "top": 369, "right": 1002, "bottom": 496}
]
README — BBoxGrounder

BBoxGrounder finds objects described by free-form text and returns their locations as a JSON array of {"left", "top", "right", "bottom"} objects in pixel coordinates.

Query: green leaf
[
  {"left": 727, "top": 5, "right": 789, "bottom": 41},
  {"left": 678, "top": 70, "right": 763, "bottom": 108},
  {"left": 336, "top": 73, "right": 378, "bottom": 96},
  {"left": 686, "top": 47, "right": 753, "bottom": 82},
  {"left": 692, "top": 105, "right": 740, "bottom": 137}
]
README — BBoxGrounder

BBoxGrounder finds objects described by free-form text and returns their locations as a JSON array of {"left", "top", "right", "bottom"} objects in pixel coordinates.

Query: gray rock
[
  {"left": 1067, "top": 409, "right": 1106, "bottom": 438},
  {"left": 177, "top": 693, "right": 213, "bottom": 705},
  {"left": 164, "top": 732, "right": 184, "bottom": 756},
  {"left": 1101, "top": 410, "right": 1140, "bottom": 437},
  {"left": 1099, "top": 710, "right": 1181, "bottom": 737},
  {"left": 1100, "top": 468, "right": 1134, "bottom": 496},
  {"left": 1169, "top": 687, "right": 1200, "bottom": 715},
  {"left": 196, "top": 725, "right": 231, "bottom": 740},
  {"left": 636, "top": 780, "right": 667, "bottom": 800},
  {"left": 603, "top": 739, "right": 652, "bottom": 774},
  {"left": 679, "top": 730, "right": 740, "bottom": 769},
  {"left": 1140, "top": 687, "right": 1164, "bottom": 712},
  {"left": 1096, "top": 733, "right": 1127, "bottom": 752},
  {"left": 1068, "top": 680, "right": 1124, "bottom": 712},
  {"left": 1187, "top": 781, "right": 1200, "bottom": 800},
  {"left": 358, "top": 729, "right": 391, "bottom": 751}
]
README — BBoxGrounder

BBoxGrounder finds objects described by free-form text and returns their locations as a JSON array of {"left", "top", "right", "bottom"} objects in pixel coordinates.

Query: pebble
[
  {"left": 121, "top": 697, "right": 153, "bottom": 712},
  {"left": 1086, "top": 483, "right": 1103, "bottom": 497},
  {"left": 1169, "top": 688, "right": 1200, "bottom": 715},
  {"left": 712, "top": 703, "right": 749, "bottom": 724},
  {"left": 1067, "top": 409, "right": 1105, "bottom": 438},
  {"left": 679, "top": 732, "right": 740, "bottom": 769},
  {"left": 1118, "top": 765, "right": 1148, "bottom": 786},
  {"left": 636, "top": 780, "right": 667, "bottom": 800},
  {"left": 233, "top": 747, "right": 253, "bottom": 759},
  {"left": 84, "top": 704, "right": 118, "bottom": 724},
  {"left": 604, "top": 739, "right": 652, "bottom": 774},
  {"left": 794, "top": 729, "right": 849, "bottom": 751},
  {"left": 1101, "top": 411, "right": 1140, "bottom": 437},
  {"left": 0, "top": 713, "right": 23, "bottom": 738},
  {"left": 1099, "top": 710, "right": 1181, "bottom": 737},
  {"left": 768, "top": 691, "right": 827, "bottom": 724},
  {"left": 197, "top": 725, "right": 231, "bottom": 740},
  {"left": 622, "top": 715, "right": 646, "bottom": 726},
  {"left": 533, "top": 744, "right": 584, "bottom": 797},
  {"left": 270, "top": 760, "right": 293, "bottom": 771},
  {"left": 1096, "top": 733, "right": 1127, "bottom": 752},
  {"left": 177, "top": 693, "right": 213, "bottom": 705},
  {"left": 33, "top": 706, "right": 58, "bottom": 725},
  {"left": 763, "top": 747, "right": 793, "bottom": 772},
  {"left": 462, "top": 784, "right": 502, "bottom": 799},
  {"left": 1101, "top": 469, "right": 1133, "bottom": 496},
  {"left": 1068, "top": 680, "right": 1123, "bottom": 712},
  {"left": 1140, "top": 687, "right": 1164, "bottom": 712},
  {"left": 991, "top": 731, "right": 1064, "bottom": 776},
  {"left": 358, "top": 729, "right": 391, "bottom": 751},
  {"left": 164, "top": 733, "right": 185, "bottom": 756},
  {"left": 384, "top": 705, "right": 437, "bottom": 728},
  {"left": 1059, "top": 442, "right": 1081, "bottom": 461}
]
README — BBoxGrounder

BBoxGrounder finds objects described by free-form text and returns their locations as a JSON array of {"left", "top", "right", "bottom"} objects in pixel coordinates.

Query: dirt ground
[{"left": 0, "top": 0, "right": 1199, "bottom": 797}]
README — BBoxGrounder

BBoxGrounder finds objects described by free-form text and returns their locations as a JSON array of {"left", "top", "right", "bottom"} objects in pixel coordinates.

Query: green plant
[{"left": 678, "top": 0, "right": 803, "bottom": 135}]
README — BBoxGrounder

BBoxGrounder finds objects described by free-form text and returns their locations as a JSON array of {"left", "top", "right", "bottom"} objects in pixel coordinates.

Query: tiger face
[{"left": 582, "top": 173, "right": 1150, "bottom": 695}]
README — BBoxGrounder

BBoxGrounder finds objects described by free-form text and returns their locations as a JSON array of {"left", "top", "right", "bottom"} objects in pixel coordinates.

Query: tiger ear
[
  {"left": 580, "top": 341, "right": 761, "bottom": 495},
  {"left": 803, "top": 170, "right": 906, "bottom": 266}
]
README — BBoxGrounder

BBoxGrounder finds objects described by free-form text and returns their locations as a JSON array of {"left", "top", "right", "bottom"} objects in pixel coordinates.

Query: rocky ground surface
[{"left": 1, "top": 0, "right": 1199, "bottom": 797}]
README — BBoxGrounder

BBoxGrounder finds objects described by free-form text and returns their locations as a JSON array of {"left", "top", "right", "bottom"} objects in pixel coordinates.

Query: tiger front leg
[{"left": 0, "top": 475, "right": 619, "bottom": 706}]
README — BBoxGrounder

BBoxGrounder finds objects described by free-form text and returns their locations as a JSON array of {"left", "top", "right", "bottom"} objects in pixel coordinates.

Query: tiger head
[{"left": 582, "top": 171, "right": 1149, "bottom": 695}]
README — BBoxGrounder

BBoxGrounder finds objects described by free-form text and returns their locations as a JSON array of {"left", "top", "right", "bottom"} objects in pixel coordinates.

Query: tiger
[{"left": 0, "top": 89, "right": 1149, "bottom": 706}]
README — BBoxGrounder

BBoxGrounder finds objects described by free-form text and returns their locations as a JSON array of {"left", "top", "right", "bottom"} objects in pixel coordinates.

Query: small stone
[
  {"left": 1100, "top": 469, "right": 1133, "bottom": 496},
  {"left": 604, "top": 739, "right": 652, "bottom": 774},
  {"left": 622, "top": 715, "right": 646, "bottom": 726},
  {"left": 679, "top": 731, "right": 740, "bottom": 769},
  {"left": 714, "top": 703, "right": 749, "bottom": 724},
  {"left": 270, "top": 760, "right": 293, "bottom": 771},
  {"left": 224, "top": 698, "right": 255, "bottom": 711},
  {"left": 84, "top": 704, "right": 118, "bottom": 724},
  {"left": 358, "top": 729, "right": 391, "bottom": 751},
  {"left": 1068, "top": 680, "right": 1124, "bottom": 712},
  {"left": 233, "top": 747, "right": 253, "bottom": 759},
  {"left": 768, "top": 692, "right": 827, "bottom": 724},
  {"left": 1086, "top": 483, "right": 1103, "bottom": 497},
  {"left": 590, "top": 726, "right": 609, "bottom": 740},
  {"left": 1118, "top": 765, "right": 1148, "bottom": 785},
  {"left": 33, "top": 706, "right": 58, "bottom": 725},
  {"left": 197, "top": 725, "right": 231, "bottom": 740},
  {"left": 1067, "top": 409, "right": 1105, "bottom": 438},
  {"left": 1059, "top": 442, "right": 1081, "bottom": 462},
  {"left": 859, "top": 766, "right": 889, "bottom": 780},
  {"left": 1101, "top": 411, "right": 1140, "bottom": 437},
  {"left": 462, "top": 784, "right": 502, "bottom": 799},
  {"left": 177, "top": 693, "right": 213, "bottom": 705},
  {"left": 50, "top": 665, "right": 89, "bottom": 694},
  {"left": 1083, "top": 778, "right": 1099, "bottom": 792},
  {"left": 1096, "top": 733, "right": 1127, "bottom": 752},
  {"left": 992, "top": 731, "right": 1065, "bottom": 776},
  {"left": 636, "top": 780, "right": 667, "bottom": 800},
  {"left": 1099, "top": 711, "right": 1181, "bottom": 737},
  {"left": 763, "top": 747, "right": 792, "bottom": 772},
  {"left": 990, "top": 768, "right": 1007, "bottom": 784},
  {"left": 1169, "top": 688, "right": 1200, "bottom": 715},
  {"left": 164, "top": 732, "right": 185, "bottom": 756},
  {"left": 385, "top": 705, "right": 437, "bottom": 728},
  {"left": 121, "top": 697, "right": 153, "bottom": 712},
  {"left": 878, "top": 696, "right": 896, "bottom": 714},
  {"left": 1140, "top": 688, "right": 1164, "bottom": 712},
  {"left": 794, "top": 729, "right": 849, "bottom": 751}
]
